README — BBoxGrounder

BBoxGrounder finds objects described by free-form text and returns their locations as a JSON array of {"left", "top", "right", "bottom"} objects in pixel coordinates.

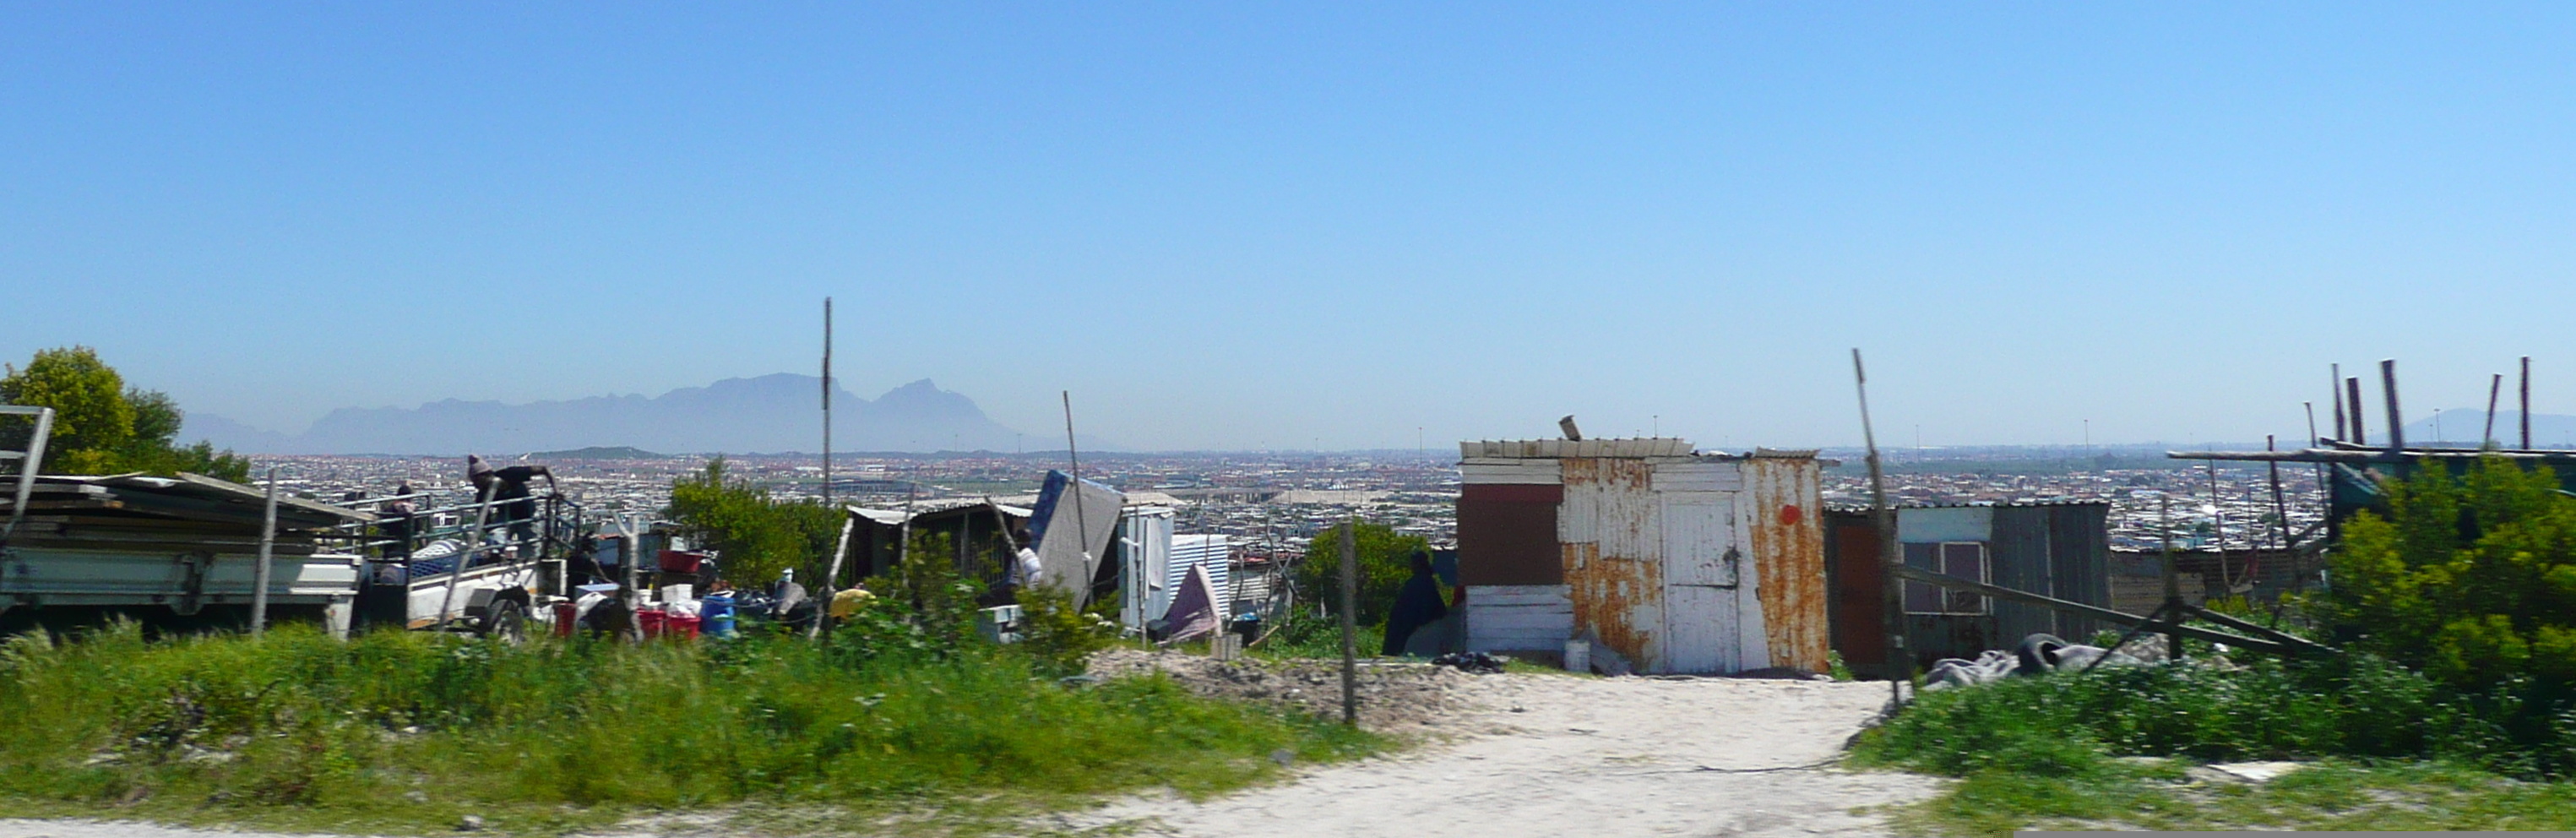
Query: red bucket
[
  {"left": 666, "top": 613, "right": 702, "bottom": 641},
  {"left": 638, "top": 608, "right": 669, "bottom": 639},
  {"left": 553, "top": 602, "right": 577, "bottom": 638},
  {"left": 657, "top": 550, "right": 705, "bottom": 574}
]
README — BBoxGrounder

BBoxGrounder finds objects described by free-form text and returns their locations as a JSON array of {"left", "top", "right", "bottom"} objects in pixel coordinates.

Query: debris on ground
[
  {"left": 1430, "top": 651, "right": 1509, "bottom": 675},
  {"left": 2187, "top": 761, "right": 2310, "bottom": 784},
  {"left": 1086, "top": 650, "right": 1481, "bottom": 731},
  {"left": 1923, "top": 633, "right": 2167, "bottom": 691}
]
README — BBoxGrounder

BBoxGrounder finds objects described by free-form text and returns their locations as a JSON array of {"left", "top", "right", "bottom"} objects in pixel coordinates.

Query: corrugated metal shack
[
  {"left": 1455, "top": 438, "right": 1830, "bottom": 675},
  {"left": 1823, "top": 502, "right": 2110, "bottom": 671}
]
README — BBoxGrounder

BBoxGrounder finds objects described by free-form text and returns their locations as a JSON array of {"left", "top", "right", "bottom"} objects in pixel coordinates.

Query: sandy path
[{"left": 1059, "top": 674, "right": 1945, "bottom": 838}]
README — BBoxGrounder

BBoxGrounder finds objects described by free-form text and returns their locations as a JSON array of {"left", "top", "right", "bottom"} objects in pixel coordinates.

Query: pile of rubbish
[{"left": 1921, "top": 633, "right": 2170, "bottom": 692}]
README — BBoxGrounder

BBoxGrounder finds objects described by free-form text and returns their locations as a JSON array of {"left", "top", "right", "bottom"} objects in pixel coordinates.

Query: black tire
[{"left": 481, "top": 599, "right": 528, "bottom": 643}]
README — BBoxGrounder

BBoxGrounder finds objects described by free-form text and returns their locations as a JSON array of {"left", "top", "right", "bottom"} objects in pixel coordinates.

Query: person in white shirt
[{"left": 1010, "top": 526, "right": 1046, "bottom": 597}]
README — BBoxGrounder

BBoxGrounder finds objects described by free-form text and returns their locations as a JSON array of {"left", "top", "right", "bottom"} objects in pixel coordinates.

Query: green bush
[
  {"left": 663, "top": 457, "right": 842, "bottom": 588},
  {"left": 1291, "top": 522, "right": 1431, "bottom": 628},
  {"left": 1014, "top": 585, "right": 1117, "bottom": 677},
  {"left": 0, "top": 623, "right": 1381, "bottom": 833}
]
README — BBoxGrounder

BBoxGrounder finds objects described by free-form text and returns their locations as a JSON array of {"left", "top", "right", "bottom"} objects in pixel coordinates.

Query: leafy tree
[
  {"left": 663, "top": 457, "right": 840, "bottom": 587},
  {"left": 1293, "top": 521, "right": 1432, "bottom": 628},
  {"left": 0, "top": 346, "right": 250, "bottom": 482}
]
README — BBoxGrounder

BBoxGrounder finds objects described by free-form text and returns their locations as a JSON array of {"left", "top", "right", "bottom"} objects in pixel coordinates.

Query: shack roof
[{"left": 4, "top": 472, "right": 372, "bottom": 531}]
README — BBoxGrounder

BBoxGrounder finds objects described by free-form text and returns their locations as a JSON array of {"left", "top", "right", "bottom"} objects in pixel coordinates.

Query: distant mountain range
[
  {"left": 183, "top": 375, "right": 1071, "bottom": 455},
  {"left": 2398, "top": 409, "right": 2576, "bottom": 448}
]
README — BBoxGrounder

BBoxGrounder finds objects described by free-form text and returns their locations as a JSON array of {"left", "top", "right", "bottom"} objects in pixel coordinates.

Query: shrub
[{"left": 1291, "top": 522, "right": 1431, "bottom": 628}]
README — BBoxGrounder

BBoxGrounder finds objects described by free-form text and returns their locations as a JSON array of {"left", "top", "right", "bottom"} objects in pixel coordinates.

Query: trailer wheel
[{"left": 481, "top": 599, "right": 528, "bottom": 644}]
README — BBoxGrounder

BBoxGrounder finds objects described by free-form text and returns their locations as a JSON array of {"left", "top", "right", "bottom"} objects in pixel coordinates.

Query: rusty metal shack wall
[
  {"left": 1823, "top": 503, "right": 2111, "bottom": 672},
  {"left": 1559, "top": 456, "right": 1664, "bottom": 671},
  {"left": 1744, "top": 456, "right": 1829, "bottom": 673},
  {"left": 1457, "top": 440, "right": 1829, "bottom": 675}
]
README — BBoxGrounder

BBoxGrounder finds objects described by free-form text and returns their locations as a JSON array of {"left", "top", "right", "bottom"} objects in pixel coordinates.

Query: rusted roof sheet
[{"left": 1461, "top": 438, "right": 1695, "bottom": 459}]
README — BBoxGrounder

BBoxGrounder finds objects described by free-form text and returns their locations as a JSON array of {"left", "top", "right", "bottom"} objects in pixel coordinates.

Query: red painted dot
[{"left": 1779, "top": 504, "right": 1803, "bottom": 525}]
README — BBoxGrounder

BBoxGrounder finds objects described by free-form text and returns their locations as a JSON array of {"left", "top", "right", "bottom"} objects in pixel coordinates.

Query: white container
[
  {"left": 661, "top": 583, "right": 693, "bottom": 603},
  {"left": 1564, "top": 639, "right": 1591, "bottom": 673}
]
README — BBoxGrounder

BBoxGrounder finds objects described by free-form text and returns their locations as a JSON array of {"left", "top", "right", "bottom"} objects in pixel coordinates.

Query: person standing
[
  {"left": 1381, "top": 548, "right": 1449, "bottom": 656},
  {"left": 467, "top": 454, "right": 553, "bottom": 558}
]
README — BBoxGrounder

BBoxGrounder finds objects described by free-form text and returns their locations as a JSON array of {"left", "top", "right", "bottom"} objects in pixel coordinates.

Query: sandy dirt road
[
  {"left": 0, "top": 672, "right": 1942, "bottom": 838},
  {"left": 1059, "top": 672, "right": 1945, "bottom": 838}
]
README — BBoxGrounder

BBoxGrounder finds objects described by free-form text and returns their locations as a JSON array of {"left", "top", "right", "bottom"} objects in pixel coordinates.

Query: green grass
[
  {"left": 1849, "top": 654, "right": 2576, "bottom": 835},
  {"left": 0, "top": 623, "right": 1383, "bottom": 835},
  {"left": 1878, "top": 759, "right": 2576, "bottom": 835}
]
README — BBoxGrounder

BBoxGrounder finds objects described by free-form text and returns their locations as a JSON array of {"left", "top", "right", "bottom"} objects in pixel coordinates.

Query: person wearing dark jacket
[
  {"left": 468, "top": 454, "right": 553, "bottom": 558},
  {"left": 1381, "top": 549, "right": 1449, "bottom": 656}
]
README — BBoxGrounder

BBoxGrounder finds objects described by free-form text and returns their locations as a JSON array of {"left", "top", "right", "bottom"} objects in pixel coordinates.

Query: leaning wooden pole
[
  {"left": 2330, "top": 364, "right": 2345, "bottom": 441},
  {"left": 1338, "top": 517, "right": 1359, "bottom": 727},
  {"left": 252, "top": 467, "right": 279, "bottom": 635},
  {"left": 2347, "top": 377, "right": 2367, "bottom": 447},
  {"left": 811, "top": 514, "right": 855, "bottom": 640},
  {"left": 2381, "top": 359, "right": 2406, "bottom": 453},
  {"left": 2486, "top": 373, "right": 2504, "bottom": 449},
  {"left": 1852, "top": 349, "right": 1906, "bottom": 702}
]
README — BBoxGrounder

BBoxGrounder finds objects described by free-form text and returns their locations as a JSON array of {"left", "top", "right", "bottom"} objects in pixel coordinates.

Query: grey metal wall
[
  {"left": 1988, "top": 505, "right": 2057, "bottom": 645},
  {"left": 2048, "top": 504, "right": 2111, "bottom": 639}
]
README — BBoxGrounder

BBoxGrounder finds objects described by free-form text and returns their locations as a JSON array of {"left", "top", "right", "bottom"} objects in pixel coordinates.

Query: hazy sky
[{"left": 7, "top": 3, "right": 2574, "bottom": 451}]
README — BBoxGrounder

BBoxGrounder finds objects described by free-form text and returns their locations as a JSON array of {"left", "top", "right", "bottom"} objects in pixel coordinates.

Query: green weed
[{"left": 0, "top": 623, "right": 1383, "bottom": 835}]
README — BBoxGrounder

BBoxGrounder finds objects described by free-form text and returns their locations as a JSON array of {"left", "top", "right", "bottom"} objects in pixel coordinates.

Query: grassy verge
[
  {"left": 1848, "top": 653, "right": 2576, "bottom": 835},
  {"left": 0, "top": 623, "right": 1383, "bottom": 836}
]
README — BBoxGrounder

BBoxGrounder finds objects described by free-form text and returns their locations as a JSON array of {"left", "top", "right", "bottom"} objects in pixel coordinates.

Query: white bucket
[
  {"left": 661, "top": 583, "right": 693, "bottom": 603},
  {"left": 1564, "top": 639, "right": 1591, "bottom": 673}
]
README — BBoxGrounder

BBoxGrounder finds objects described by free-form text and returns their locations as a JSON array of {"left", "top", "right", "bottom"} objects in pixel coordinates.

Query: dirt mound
[{"left": 1087, "top": 650, "right": 1486, "bottom": 731}]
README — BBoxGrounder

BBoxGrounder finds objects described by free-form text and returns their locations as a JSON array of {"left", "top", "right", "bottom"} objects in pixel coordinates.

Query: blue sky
[{"left": 5, "top": 3, "right": 2573, "bottom": 450}]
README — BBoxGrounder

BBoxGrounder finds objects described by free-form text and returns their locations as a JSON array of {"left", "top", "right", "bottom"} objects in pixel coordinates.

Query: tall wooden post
[
  {"left": 1339, "top": 518, "right": 1358, "bottom": 727},
  {"left": 2381, "top": 359, "right": 2405, "bottom": 453},
  {"left": 2486, "top": 373, "right": 2504, "bottom": 449},
  {"left": 2346, "top": 377, "right": 2367, "bottom": 447},
  {"left": 2523, "top": 356, "right": 2535, "bottom": 450},
  {"left": 1852, "top": 349, "right": 1906, "bottom": 701},
  {"left": 252, "top": 467, "right": 279, "bottom": 635}
]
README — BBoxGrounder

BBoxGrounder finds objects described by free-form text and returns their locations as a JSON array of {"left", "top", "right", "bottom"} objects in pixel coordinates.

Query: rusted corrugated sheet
[
  {"left": 1743, "top": 456, "right": 1830, "bottom": 673},
  {"left": 1561, "top": 457, "right": 1663, "bottom": 669}
]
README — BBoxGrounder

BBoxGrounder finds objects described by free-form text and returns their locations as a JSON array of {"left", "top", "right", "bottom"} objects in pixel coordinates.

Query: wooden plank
[{"left": 1893, "top": 564, "right": 2321, "bottom": 656}]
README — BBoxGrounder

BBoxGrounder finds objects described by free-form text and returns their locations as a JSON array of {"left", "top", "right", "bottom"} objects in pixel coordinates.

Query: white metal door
[{"left": 1660, "top": 492, "right": 1737, "bottom": 673}]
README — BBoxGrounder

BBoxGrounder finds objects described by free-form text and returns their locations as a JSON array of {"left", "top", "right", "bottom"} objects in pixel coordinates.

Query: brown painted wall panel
[
  {"left": 1458, "top": 483, "right": 1564, "bottom": 585},
  {"left": 1826, "top": 513, "right": 1889, "bottom": 671}
]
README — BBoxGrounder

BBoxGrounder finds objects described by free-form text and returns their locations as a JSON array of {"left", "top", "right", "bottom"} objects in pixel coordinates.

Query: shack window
[{"left": 1902, "top": 541, "right": 1990, "bottom": 616}]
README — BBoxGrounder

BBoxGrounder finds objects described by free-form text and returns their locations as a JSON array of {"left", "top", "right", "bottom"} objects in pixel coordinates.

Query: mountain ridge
[{"left": 182, "top": 375, "right": 1073, "bottom": 455}]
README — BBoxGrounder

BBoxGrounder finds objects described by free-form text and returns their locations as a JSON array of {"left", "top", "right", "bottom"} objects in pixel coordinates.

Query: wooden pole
[
  {"left": 1338, "top": 517, "right": 1358, "bottom": 726},
  {"left": 2381, "top": 359, "right": 2406, "bottom": 453},
  {"left": 617, "top": 514, "right": 643, "bottom": 642},
  {"left": 2523, "top": 356, "right": 2535, "bottom": 450},
  {"left": 440, "top": 482, "right": 498, "bottom": 628},
  {"left": 2331, "top": 364, "right": 2345, "bottom": 441},
  {"left": 2266, "top": 436, "right": 2296, "bottom": 612},
  {"left": 811, "top": 514, "right": 855, "bottom": 639},
  {"left": 1062, "top": 391, "right": 1090, "bottom": 605},
  {"left": 2486, "top": 373, "right": 2505, "bottom": 449},
  {"left": 2160, "top": 494, "right": 2183, "bottom": 661},
  {"left": 1852, "top": 349, "right": 1907, "bottom": 701},
  {"left": 2346, "top": 377, "right": 2367, "bottom": 447},
  {"left": 822, "top": 297, "right": 833, "bottom": 509},
  {"left": 252, "top": 466, "right": 279, "bottom": 635}
]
